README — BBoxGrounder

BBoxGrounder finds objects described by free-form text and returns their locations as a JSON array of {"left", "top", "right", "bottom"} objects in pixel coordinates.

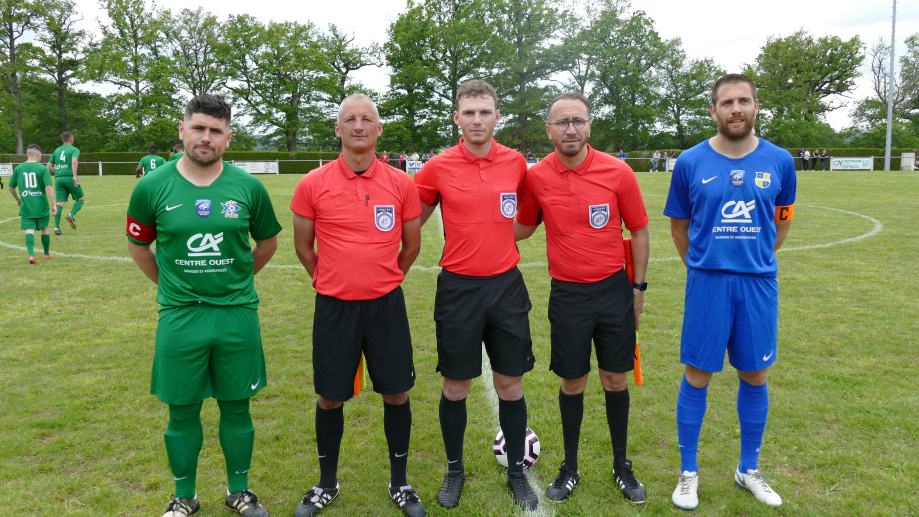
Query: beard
[
  {"left": 187, "top": 145, "right": 223, "bottom": 167},
  {"left": 718, "top": 116, "right": 755, "bottom": 141},
  {"left": 558, "top": 136, "right": 587, "bottom": 157}
]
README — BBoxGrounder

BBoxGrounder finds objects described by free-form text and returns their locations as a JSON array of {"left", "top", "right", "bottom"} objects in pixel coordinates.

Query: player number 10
[{"left": 23, "top": 172, "right": 37, "bottom": 188}]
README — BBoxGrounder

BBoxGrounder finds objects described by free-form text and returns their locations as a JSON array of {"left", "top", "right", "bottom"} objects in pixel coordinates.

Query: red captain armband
[
  {"left": 774, "top": 204, "right": 794, "bottom": 222},
  {"left": 126, "top": 214, "right": 156, "bottom": 242}
]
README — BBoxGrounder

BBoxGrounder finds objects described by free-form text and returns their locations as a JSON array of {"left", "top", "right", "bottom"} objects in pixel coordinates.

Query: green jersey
[
  {"left": 49, "top": 145, "right": 80, "bottom": 177},
  {"left": 139, "top": 154, "right": 167, "bottom": 175},
  {"left": 10, "top": 162, "right": 53, "bottom": 218},
  {"left": 126, "top": 161, "right": 282, "bottom": 309},
  {"left": 169, "top": 152, "right": 184, "bottom": 162}
]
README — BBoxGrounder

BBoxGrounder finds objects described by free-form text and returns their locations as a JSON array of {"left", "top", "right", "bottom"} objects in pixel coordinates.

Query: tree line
[{"left": 2, "top": 0, "right": 918, "bottom": 156}]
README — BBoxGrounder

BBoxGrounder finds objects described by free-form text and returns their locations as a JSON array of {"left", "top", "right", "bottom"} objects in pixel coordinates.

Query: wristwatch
[{"left": 632, "top": 282, "right": 647, "bottom": 291}]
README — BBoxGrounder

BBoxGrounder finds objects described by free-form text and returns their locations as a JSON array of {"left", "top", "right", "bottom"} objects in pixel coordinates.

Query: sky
[{"left": 71, "top": 0, "right": 919, "bottom": 130}]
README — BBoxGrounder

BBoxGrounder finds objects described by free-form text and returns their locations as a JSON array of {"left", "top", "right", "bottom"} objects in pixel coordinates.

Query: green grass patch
[{"left": 1, "top": 170, "right": 917, "bottom": 516}]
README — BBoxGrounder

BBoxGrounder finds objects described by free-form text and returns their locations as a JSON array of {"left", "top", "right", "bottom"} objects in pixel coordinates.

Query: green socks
[
  {"left": 25, "top": 234, "right": 34, "bottom": 256},
  {"left": 165, "top": 402, "right": 204, "bottom": 499},
  {"left": 54, "top": 208, "right": 62, "bottom": 229},
  {"left": 41, "top": 234, "right": 50, "bottom": 255},
  {"left": 71, "top": 200, "right": 84, "bottom": 217},
  {"left": 217, "top": 398, "right": 255, "bottom": 494}
]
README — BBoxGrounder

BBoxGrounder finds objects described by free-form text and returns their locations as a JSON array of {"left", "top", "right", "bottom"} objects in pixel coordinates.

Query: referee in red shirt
[
  {"left": 414, "top": 80, "right": 538, "bottom": 511},
  {"left": 290, "top": 94, "right": 425, "bottom": 517},
  {"left": 516, "top": 92, "right": 650, "bottom": 504}
]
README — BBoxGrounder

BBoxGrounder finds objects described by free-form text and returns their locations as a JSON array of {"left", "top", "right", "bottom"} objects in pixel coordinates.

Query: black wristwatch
[{"left": 632, "top": 282, "right": 647, "bottom": 291}]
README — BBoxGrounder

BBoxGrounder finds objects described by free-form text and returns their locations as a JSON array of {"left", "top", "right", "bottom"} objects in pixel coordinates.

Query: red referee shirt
[
  {"left": 291, "top": 155, "right": 422, "bottom": 300},
  {"left": 414, "top": 138, "right": 526, "bottom": 277},
  {"left": 517, "top": 145, "right": 648, "bottom": 283}
]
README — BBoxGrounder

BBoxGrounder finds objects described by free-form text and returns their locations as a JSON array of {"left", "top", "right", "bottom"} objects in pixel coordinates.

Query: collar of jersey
[
  {"left": 549, "top": 144, "right": 595, "bottom": 176},
  {"left": 458, "top": 137, "right": 499, "bottom": 163},
  {"left": 336, "top": 155, "right": 379, "bottom": 179}
]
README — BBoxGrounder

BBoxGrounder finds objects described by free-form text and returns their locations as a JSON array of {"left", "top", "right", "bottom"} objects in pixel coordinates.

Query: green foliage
[
  {"left": 655, "top": 41, "right": 725, "bottom": 150},
  {"left": 163, "top": 7, "right": 223, "bottom": 97}
]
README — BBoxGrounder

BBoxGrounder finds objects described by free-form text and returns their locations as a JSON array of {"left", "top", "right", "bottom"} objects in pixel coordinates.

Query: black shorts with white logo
[
  {"left": 312, "top": 286, "right": 415, "bottom": 402},
  {"left": 434, "top": 266, "right": 535, "bottom": 380},
  {"left": 549, "top": 268, "right": 636, "bottom": 378}
]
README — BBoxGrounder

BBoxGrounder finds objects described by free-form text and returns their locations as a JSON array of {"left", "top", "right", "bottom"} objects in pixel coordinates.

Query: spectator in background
[
  {"left": 801, "top": 149, "right": 810, "bottom": 171},
  {"left": 380, "top": 150, "right": 390, "bottom": 164},
  {"left": 810, "top": 148, "right": 818, "bottom": 171},
  {"left": 651, "top": 150, "right": 661, "bottom": 172},
  {"left": 618, "top": 150, "right": 627, "bottom": 161},
  {"left": 411, "top": 150, "right": 419, "bottom": 161},
  {"left": 399, "top": 151, "right": 407, "bottom": 172},
  {"left": 526, "top": 152, "right": 537, "bottom": 164},
  {"left": 820, "top": 150, "right": 829, "bottom": 171},
  {"left": 797, "top": 149, "right": 805, "bottom": 170}
]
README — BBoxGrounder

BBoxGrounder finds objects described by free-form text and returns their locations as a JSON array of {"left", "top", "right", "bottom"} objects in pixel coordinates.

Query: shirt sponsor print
[
  {"left": 500, "top": 193, "right": 517, "bottom": 218},
  {"left": 589, "top": 204, "right": 610, "bottom": 229},
  {"left": 375, "top": 205, "right": 395, "bottom": 231}
]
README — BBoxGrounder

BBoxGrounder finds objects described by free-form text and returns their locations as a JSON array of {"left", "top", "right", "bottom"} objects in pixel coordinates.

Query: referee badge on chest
[
  {"left": 375, "top": 205, "right": 395, "bottom": 231},
  {"left": 589, "top": 204, "right": 610, "bottom": 229},
  {"left": 500, "top": 193, "right": 517, "bottom": 218}
]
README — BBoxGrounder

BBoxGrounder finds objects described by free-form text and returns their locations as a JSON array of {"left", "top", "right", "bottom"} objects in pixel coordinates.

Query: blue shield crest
[
  {"left": 196, "top": 199, "right": 211, "bottom": 218},
  {"left": 755, "top": 172, "right": 771, "bottom": 189},
  {"left": 375, "top": 205, "right": 395, "bottom": 231},
  {"left": 730, "top": 170, "right": 745, "bottom": 188}
]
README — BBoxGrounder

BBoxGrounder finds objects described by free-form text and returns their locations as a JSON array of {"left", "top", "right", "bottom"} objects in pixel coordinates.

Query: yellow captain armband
[{"left": 774, "top": 204, "right": 794, "bottom": 222}]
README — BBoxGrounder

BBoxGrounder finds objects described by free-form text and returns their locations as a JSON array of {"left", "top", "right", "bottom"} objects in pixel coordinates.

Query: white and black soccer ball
[{"left": 493, "top": 427, "right": 540, "bottom": 469}]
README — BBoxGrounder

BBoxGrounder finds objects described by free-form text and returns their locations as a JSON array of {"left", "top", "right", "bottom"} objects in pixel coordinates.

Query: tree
[
  {"left": 35, "top": 0, "right": 87, "bottom": 134},
  {"left": 164, "top": 7, "right": 222, "bottom": 97},
  {"left": 746, "top": 30, "right": 864, "bottom": 146},
  {"left": 0, "top": 0, "right": 43, "bottom": 154},
  {"left": 218, "top": 15, "right": 330, "bottom": 151},
  {"left": 488, "top": 0, "right": 565, "bottom": 153},
  {"left": 84, "top": 0, "right": 182, "bottom": 149},
  {"left": 656, "top": 41, "right": 725, "bottom": 149}
]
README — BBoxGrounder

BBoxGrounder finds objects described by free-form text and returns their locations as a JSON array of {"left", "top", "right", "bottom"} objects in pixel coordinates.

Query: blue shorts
[{"left": 680, "top": 268, "right": 778, "bottom": 373}]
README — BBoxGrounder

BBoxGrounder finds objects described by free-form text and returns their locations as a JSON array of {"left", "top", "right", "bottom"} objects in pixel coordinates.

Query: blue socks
[
  {"left": 676, "top": 376, "right": 707, "bottom": 473},
  {"left": 737, "top": 378, "right": 769, "bottom": 472}
]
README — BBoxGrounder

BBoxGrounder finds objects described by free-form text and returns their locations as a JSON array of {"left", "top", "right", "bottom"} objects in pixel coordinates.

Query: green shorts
[
  {"left": 54, "top": 176, "right": 84, "bottom": 202},
  {"left": 21, "top": 216, "right": 49, "bottom": 231},
  {"left": 151, "top": 305, "right": 267, "bottom": 405}
]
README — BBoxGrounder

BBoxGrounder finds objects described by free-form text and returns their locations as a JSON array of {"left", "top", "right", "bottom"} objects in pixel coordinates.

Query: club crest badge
[
  {"left": 730, "top": 170, "right": 745, "bottom": 188},
  {"left": 500, "top": 193, "right": 517, "bottom": 218},
  {"left": 755, "top": 172, "right": 771, "bottom": 189},
  {"left": 375, "top": 205, "right": 395, "bottom": 231},
  {"left": 221, "top": 200, "right": 241, "bottom": 218},
  {"left": 196, "top": 199, "right": 211, "bottom": 218},
  {"left": 589, "top": 204, "right": 610, "bottom": 229}
]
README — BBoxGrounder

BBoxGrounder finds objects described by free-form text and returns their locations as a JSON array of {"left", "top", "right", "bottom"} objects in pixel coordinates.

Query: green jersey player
[
  {"left": 126, "top": 94, "right": 280, "bottom": 517},
  {"left": 170, "top": 141, "right": 184, "bottom": 162},
  {"left": 137, "top": 144, "right": 167, "bottom": 178},
  {"left": 48, "top": 131, "right": 84, "bottom": 235},
  {"left": 8, "top": 145, "right": 57, "bottom": 263}
]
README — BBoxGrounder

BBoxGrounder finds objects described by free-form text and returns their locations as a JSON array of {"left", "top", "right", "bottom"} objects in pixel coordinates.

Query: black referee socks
[
  {"left": 605, "top": 388, "right": 630, "bottom": 465},
  {"left": 315, "top": 403, "right": 344, "bottom": 489},
  {"left": 384, "top": 398, "right": 412, "bottom": 487},
  {"left": 439, "top": 393, "right": 467, "bottom": 472},
  {"left": 499, "top": 396, "right": 528, "bottom": 474},
  {"left": 559, "top": 389, "right": 585, "bottom": 473}
]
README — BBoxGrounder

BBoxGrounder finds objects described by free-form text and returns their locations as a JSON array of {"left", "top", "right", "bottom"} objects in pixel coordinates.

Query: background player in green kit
[
  {"left": 126, "top": 94, "right": 281, "bottom": 517},
  {"left": 48, "top": 131, "right": 84, "bottom": 235},
  {"left": 170, "top": 141, "right": 185, "bottom": 162},
  {"left": 8, "top": 145, "right": 57, "bottom": 263},
  {"left": 137, "top": 143, "right": 167, "bottom": 178}
]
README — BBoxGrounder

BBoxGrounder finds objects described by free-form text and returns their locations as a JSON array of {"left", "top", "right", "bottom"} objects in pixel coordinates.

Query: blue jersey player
[{"left": 664, "top": 74, "right": 796, "bottom": 510}]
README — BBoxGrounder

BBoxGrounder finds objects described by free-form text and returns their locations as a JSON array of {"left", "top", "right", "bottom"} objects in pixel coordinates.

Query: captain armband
[
  {"left": 126, "top": 214, "right": 156, "bottom": 242},
  {"left": 774, "top": 204, "right": 794, "bottom": 222}
]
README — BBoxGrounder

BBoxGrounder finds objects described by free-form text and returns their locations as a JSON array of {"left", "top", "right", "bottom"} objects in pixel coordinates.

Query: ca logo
[
  {"left": 187, "top": 232, "right": 224, "bottom": 256},
  {"left": 720, "top": 200, "right": 756, "bottom": 223}
]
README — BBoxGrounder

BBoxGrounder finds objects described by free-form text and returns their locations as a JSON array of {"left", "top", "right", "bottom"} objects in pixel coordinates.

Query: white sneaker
[
  {"left": 735, "top": 468, "right": 782, "bottom": 506},
  {"left": 672, "top": 471, "right": 698, "bottom": 510}
]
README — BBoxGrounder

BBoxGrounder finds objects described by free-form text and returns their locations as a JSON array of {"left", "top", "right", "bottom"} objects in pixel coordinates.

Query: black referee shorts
[
  {"left": 548, "top": 268, "right": 636, "bottom": 379},
  {"left": 312, "top": 286, "right": 415, "bottom": 402},
  {"left": 434, "top": 266, "right": 535, "bottom": 380}
]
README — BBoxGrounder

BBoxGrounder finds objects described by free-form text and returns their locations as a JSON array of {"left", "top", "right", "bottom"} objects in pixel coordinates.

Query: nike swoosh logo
[
  {"left": 543, "top": 185, "right": 555, "bottom": 191},
  {"left": 448, "top": 459, "right": 459, "bottom": 464},
  {"left": 165, "top": 204, "right": 182, "bottom": 211},
  {"left": 395, "top": 452, "right": 407, "bottom": 458},
  {"left": 250, "top": 380, "right": 259, "bottom": 390},
  {"left": 318, "top": 455, "right": 327, "bottom": 458},
  {"left": 702, "top": 176, "right": 717, "bottom": 184},
  {"left": 235, "top": 469, "right": 249, "bottom": 475},
  {"left": 174, "top": 476, "right": 188, "bottom": 481},
  {"left": 763, "top": 351, "right": 774, "bottom": 361},
  {"left": 516, "top": 461, "right": 524, "bottom": 465}
]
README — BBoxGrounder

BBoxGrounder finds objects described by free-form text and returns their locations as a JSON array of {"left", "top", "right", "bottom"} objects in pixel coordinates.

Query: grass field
[{"left": 1, "top": 170, "right": 917, "bottom": 516}]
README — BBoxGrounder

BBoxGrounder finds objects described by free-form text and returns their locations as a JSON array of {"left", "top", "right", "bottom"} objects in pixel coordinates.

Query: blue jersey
[{"left": 663, "top": 138, "right": 796, "bottom": 277}]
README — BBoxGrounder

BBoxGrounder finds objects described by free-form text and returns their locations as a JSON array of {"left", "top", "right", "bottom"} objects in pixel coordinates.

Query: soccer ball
[{"left": 493, "top": 427, "right": 540, "bottom": 469}]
